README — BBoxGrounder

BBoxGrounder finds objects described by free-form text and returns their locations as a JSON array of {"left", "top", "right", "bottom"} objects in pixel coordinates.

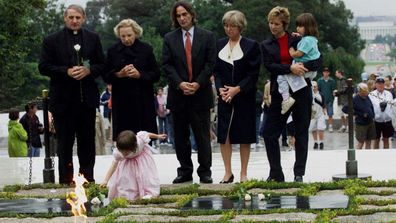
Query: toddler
[
  {"left": 277, "top": 13, "right": 321, "bottom": 114},
  {"left": 101, "top": 130, "right": 166, "bottom": 201}
]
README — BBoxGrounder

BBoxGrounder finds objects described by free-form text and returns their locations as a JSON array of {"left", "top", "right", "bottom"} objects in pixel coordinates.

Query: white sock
[{"left": 318, "top": 141, "right": 323, "bottom": 144}]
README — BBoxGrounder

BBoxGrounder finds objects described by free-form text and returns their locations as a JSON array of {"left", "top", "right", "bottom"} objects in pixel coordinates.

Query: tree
[
  {"left": 0, "top": 0, "right": 46, "bottom": 110},
  {"left": 322, "top": 47, "right": 365, "bottom": 81},
  {"left": 387, "top": 48, "right": 396, "bottom": 63}
]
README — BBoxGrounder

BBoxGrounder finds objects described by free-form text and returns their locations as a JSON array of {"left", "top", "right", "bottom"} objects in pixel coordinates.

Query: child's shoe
[{"left": 281, "top": 97, "right": 295, "bottom": 114}]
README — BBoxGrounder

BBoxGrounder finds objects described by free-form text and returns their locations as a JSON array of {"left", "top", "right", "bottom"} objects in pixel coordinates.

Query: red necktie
[{"left": 185, "top": 32, "right": 192, "bottom": 82}]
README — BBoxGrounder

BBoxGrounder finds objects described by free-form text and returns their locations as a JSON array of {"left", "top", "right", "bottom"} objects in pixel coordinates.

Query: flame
[{"left": 66, "top": 173, "right": 88, "bottom": 223}]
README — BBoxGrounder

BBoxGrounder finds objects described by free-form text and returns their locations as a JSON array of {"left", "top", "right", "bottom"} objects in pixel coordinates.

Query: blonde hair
[
  {"left": 267, "top": 6, "right": 290, "bottom": 30},
  {"left": 113, "top": 19, "right": 143, "bottom": 38},
  {"left": 222, "top": 10, "right": 247, "bottom": 32}
]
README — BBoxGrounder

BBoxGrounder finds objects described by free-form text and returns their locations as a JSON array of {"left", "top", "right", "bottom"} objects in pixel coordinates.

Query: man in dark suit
[
  {"left": 38, "top": 4, "right": 105, "bottom": 184},
  {"left": 162, "top": 0, "right": 216, "bottom": 184}
]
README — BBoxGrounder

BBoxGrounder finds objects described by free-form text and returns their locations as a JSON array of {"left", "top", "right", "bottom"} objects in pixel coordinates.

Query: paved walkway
[
  {"left": 1, "top": 132, "right": 396, "bottom": 188},
  {"left": 2, "top": 131, "right": 396, "bottom": 222}
]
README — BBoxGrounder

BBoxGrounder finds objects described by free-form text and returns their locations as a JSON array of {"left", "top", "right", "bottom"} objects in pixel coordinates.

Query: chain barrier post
[
  {"left": 42, "top": 90, "right": 55, "bottom": 183},
  {"left": 333, "top": 78, "right": 371, "bottom": 181}
]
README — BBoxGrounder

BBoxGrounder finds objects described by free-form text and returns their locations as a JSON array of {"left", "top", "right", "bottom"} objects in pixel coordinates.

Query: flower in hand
[{"left": 74, "top": 44, "right": 81, "bottom": 52}]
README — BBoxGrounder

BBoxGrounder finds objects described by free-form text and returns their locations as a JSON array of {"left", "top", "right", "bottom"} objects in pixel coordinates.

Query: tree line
[{"left": 0, "top": 0, "right": 365, "bottom": 111}]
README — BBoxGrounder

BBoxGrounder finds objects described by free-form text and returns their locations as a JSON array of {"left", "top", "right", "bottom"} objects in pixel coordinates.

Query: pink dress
[{"left": 108, "top": 131, "right": 160, "bottom": 201}]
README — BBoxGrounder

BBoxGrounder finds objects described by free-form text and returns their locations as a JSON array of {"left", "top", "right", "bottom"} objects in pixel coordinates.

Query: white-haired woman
[
  {"left": 214, "top": 10, "right": 261, "bottom": 183},
  {"left": 104, "top": 19, "right": 160, "bottom": 141}
]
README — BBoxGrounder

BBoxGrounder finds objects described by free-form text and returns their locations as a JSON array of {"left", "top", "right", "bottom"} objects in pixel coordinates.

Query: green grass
[{"left": 2, "top": 179, "right": 396, "bottom": 222}]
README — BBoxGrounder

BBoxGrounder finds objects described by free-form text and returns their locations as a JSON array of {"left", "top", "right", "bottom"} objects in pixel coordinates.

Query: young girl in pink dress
[{"left": 101, "top": 130, "right": 166, "bottom": 201}]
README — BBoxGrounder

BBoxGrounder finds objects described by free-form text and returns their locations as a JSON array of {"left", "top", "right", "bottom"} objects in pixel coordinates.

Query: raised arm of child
[
  {"left": 147, "top": 132, "right": 167, "bottom": 141},
  {"left": 289, "top": 47, "right": 304, "bottom": 59},
  {"left": 100, "top": 160, "right": 118, "bottom": 187}
]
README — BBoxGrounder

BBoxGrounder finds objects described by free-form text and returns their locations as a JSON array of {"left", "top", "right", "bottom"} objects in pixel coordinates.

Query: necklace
[
  {"left": 228, "top": 46, "right": 233, "bottom": 59},
  {"left": 227, "top": 36, "right": 241, "bottom": 60}
]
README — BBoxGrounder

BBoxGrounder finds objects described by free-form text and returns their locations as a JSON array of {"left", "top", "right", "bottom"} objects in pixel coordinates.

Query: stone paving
[
  {"left": 2, "top": 131, "right": 396, "bottom": 221},
  {"left": 3, "top": 183, "right": 396, "bottom": 222}
]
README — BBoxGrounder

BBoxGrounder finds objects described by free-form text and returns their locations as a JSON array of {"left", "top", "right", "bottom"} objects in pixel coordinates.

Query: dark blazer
[
  {"left": 19, "top": 114, "right": 43, "bottom": 148},
  {"left": 261, "top": 32, "right": 299, "bottom": 98},
  {"left": 214, "top": 37, "right": 261, "bottom": 144},
  {"left": 162, "top": 27, "right": 216, "bottom": 111},
  {"left": 38, "top": 27, "right": 105, "bottom": 114},
  {"left": 104, "top": 39, "right": 160, "bottom": 139}
]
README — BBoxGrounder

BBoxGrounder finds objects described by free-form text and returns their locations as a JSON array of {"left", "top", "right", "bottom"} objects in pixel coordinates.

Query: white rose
[
  {"left": 244, "top": 194, "right": 251, "bottom": 201},
  {"left": 74, "top": 44, "right": 81, "bottom": 51},
  {"left": 257, "top": 193, "right": 265, "bottom": 201},
  {"left": 90, "top": 197, "right": 101, "bottom": 205},
  {"left": 142, "top": 194, "right": 153, "bottom": 199}
]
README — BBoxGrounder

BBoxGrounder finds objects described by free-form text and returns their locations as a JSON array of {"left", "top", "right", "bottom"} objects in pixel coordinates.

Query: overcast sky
[{"left": 62, "top": 0, "right": 395, "bottom": 17}]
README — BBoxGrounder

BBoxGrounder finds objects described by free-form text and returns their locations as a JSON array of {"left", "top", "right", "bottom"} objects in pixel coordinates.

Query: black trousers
[
  {"left": 53, "top": 105, "right": 96, "bottom": 184},
  {"left": 262, "top": 86, "right": 312, "bottom": 179},
  {"left": 172, "top": 109, "right": 212, "bottom": 178}
]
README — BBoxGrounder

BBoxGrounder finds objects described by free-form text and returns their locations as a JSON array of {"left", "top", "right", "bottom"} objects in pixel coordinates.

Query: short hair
[
  {"left": 295, "top": 13, "right": 319, "bottom": 37},
  {"left": 9, "top": 109, "right": 19, "bottom": 121},
  {"left": 25, "top": 101, "right": 37, "bottom": 113},
  {"left": 113, "top": 19, "right": 143, "bottom": 38},
  {"left": 357, "top": 83, "right": 368, "bottom": 92},
  {"left": 311, "top": 80, "right": 318, "bottom": 87},
  {"left": 116, "top": 130, "right": 137, "bottom": 153},
  {"left": 222, "top": 10, "right": 247, "bottom": 32},
  {"left": 336, "top": 70, "right": 344, "bottom": 76},
  {"left": 170, "top": 0, "right": 197, "bottom": 28},
  {"left": 267, "top": 6, "right": 290, "bottom": 30},
  {"left": 64, "top": 4, "right": 86, "bottom": 17}
]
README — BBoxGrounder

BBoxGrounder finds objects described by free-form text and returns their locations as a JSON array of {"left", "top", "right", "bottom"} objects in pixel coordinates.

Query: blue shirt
[
  {"left": 343, "top": 95, "right": 374, "bottom": 125},
  {"left": 294, "top": 36, "right": 320, "bottom": 63}
]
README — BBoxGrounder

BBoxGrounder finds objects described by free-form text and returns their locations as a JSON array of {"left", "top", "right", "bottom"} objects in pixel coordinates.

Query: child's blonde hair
[{"left": 116, "top": 130, "right": 137, "bottom": 153}]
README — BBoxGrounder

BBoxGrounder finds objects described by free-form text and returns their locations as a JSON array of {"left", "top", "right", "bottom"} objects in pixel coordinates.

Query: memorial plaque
[{"left": 182, "top": 195, "right": 349, "bottom": 210}]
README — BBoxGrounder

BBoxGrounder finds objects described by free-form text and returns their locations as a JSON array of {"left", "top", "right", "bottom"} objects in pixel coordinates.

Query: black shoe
[
  {"left": 266, "top": 176, "right": 285, "bottom": 182},
  {"left": 294, "top": 175, "right": 303, "bottom": 182},
  {"left": 219, "top": 174, "right": 234, "bottom": 184},
  {"left": 313, "top": 143, "right": 318, "bottom": 150},
  {"left": 200, "top": 176, "right": 213, "bottom": 184},
  {"left": 319, "top": 143, "right": 324, "bottom": 150},
  {"left": 282, "top": 140, "right": 288, "bottom": 147},
  {"left": 172, "top": 175, "right": 193, "bottom": 184}
]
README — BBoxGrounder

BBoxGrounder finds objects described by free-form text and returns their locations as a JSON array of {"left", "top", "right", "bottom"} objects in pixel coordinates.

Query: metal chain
[{"left": 28, "top": 150, "right": 33, "bottom": 185}]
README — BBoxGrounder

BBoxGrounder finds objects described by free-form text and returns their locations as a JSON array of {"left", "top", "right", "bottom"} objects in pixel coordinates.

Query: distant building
[{"left": 358, "top": 21, "right": 396, "bottom": 41}]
